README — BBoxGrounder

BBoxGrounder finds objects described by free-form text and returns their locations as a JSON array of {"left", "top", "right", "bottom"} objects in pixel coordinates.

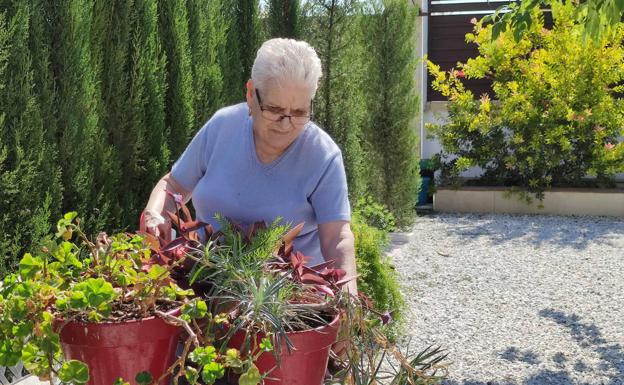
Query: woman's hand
[
  {"left": 144, "top": 209, "right": 172, "bottom": 243},
  {"left": 143, "top": 172, "right": 192, "bottom": 243},
  {"left": 319, "top": 221, "right": 358, "bottom": 294}
]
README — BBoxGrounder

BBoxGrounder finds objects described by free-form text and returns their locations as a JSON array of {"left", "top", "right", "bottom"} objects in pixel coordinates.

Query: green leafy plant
[
  {"left": 428, "top": 0, "right": 624, "bottom": 201},
  {"left": 351, "top": 212, "right": 405, "bottom": 328},
  {"left": 0, "top": 212, "right": 239, "bottom": 385},
  {"left": 354, "top": 195, "right": 397, "bottom": 232},
  {"left": 173, "top": 204, "right": 442, "bottom": 384}
]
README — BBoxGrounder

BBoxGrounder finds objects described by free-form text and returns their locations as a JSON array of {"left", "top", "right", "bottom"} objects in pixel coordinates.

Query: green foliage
[
  {"left": 58, "top": 360, "right": 89, "bottom": 385},
  {"left": 362, "top": 0, "right": 420, "bottom": 226},
  {"left": 354, "top": 195, "right": 396, "bottom": 232},
  {"left": 428, "top": 1, "right": 624, "bottom": 200},
  {"left": 134, "top": 371, "right": 153, "bottom": 385},
  {"left": 48, "top": 0, "right": 121, "bottom": 232},
  {"left": 159, "top": 0, "right": 195, "bottom": 159},
  {"left": 267, "top": 0, "right": 301, "bottom": 38},
  {"left": 487, "top": 0, "right": 624, "bottom": 42},
  {"left": 187, "top": 0, "right": 226, "bottom": 125},
  {"left": 0, "top": 1, "right": 62, "bottom": 276},
  {"left": 352, "top": 213, "right": 404, "bottom": 322},
  {"left": 219, "top": 0, "right": 245, "bottom": 105},
  {"left": 0, "top": 213, "right": 198, "bottom": 384},
  {"left": 219, "top": 0, "right": 261, "bottom": 105},
  {"left": 303, "top": 0, "right": 368, "bottom": 200},
  {"left": 236, "top": 0, "right": 262, "bottom": 81}
]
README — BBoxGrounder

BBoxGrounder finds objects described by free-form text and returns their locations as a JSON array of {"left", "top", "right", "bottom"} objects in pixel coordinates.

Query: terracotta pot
[
  {"left": 229, "top": 314, "right": 340, "bottom": 385},
  {"left": 55, "top": 308, "right": 182, "bottom": 385}
]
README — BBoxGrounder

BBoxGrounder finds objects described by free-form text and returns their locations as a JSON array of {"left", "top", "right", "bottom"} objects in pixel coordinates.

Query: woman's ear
[
  {"left": 246, "top": 79, "right": 253, "bottom": 99},
  {"left": 245, "top": 79, "right": 254, "bottom": 112}
]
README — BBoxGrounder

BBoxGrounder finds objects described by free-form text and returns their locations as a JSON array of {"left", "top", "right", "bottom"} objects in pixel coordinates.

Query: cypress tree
[
  {"left": 187, "top": 0, "right": 226, "bottom": 125},
  {"left": 237, "top": 0, "right": 262, "bottom": 81},
  {"left": 267, "top": 0, "right": 301, "bottom": 38},
  {"left": 0, "top": 2, "right": 62, "bottom": 274},
  {"left": 47, "top": 0, "right": 118, "bottom": 233},
  {"left": 220, "top": 0, "right": 262, "bottom": 104},
  {"left": 0, "top": 10, "right": 12, "bottom": 275},
  {"left": 220, "top": 0, "right": 245, "bottom": 104},
  {"left": 364, "top": 0, "right": 420, "bottom": 225},
  {"left": 302, "top": 0, "right": 367, "bottom": 199},
  {"left": 90, "top": 0, "right": 133, "bottom": 226},
  {"left": 125, "top": 0, "right": 170, "bottom": 226},
  {"left": 158, "top": 0, "right": 195, "bottom": 159}
]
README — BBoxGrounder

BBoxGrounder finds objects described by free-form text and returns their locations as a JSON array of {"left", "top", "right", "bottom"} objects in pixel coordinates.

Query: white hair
[{"left": 251, "top": 38, "right": 323, "bottom": 97}]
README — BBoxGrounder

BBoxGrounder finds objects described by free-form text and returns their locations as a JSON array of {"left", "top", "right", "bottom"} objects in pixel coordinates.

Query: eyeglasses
[{"left": 255, "top": 89, "right": 313, "bottom": 126}]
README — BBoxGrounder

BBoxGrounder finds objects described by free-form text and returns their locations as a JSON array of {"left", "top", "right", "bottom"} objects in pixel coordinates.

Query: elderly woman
[{"left": 143, "top": 38, "right": 357, "bottom": 293}]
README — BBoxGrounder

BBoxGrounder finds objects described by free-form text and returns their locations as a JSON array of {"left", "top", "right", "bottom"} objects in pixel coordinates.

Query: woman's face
[{"left": 247, "top": 80, "right": 313, "bottom": 159}]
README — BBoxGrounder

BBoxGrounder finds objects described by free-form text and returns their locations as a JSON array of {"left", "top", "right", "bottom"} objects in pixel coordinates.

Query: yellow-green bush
[
  {"left": 352, "top": 211, "right": 405, "bottom": 324},
  {"left": 428, "top": 1, "right": 624, "bottom": 200}
]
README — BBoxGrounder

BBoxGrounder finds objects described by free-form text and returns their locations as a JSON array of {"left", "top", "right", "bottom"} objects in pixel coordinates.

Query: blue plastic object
[{"left": 418, "top": 176, "right": 431, "bottom": 206}]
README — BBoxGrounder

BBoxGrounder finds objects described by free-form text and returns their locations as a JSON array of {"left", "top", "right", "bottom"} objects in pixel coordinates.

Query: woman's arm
[
  {"left": 143, "top": 172, "right": 192, "bottom": 241},
  {"left": 319, "top": 220, "right": 358, "bottom": 294}
]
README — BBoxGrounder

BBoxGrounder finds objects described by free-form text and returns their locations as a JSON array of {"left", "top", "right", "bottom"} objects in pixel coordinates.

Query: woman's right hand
[
  {"left": 143, "top": 173, "right": 191, "bottom": 244},
  {"left": 144, "top": 209, "right": 172, "bottom": 243}
]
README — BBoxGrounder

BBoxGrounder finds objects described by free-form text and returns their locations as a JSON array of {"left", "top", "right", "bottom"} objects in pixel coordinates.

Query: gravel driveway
[{"left": 388, "top": 213, "right": 624, "bottom": 385}]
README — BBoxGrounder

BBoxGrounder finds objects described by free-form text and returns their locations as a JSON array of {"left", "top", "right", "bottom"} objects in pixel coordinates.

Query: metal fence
[{"left": 0, "top": 362, "right": 28, "bottom": 385}]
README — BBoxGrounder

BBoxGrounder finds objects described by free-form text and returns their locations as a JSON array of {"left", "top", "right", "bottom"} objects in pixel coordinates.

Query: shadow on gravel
[
  {"left": 442, "top": 309, "right": 624, "bottom": 385},
  {"left": 442, "top": 370, "right": 577, "bottom": 385},
  {"left": 540, "top": 308, "right": 624, "bottom": 385},
  {"left": 435, "top": 214, "right": 623, "bottom": 250},
  {"left": 499, "top": 347, "right": 541, "bottom": 365}
]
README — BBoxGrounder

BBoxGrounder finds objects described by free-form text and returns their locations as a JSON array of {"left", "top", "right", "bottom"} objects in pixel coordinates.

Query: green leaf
[
  {"left": 184, "top": 367, "right": 199, "bottom": 385},
  {"left": 19, "top": 253, "right": 44, "bottom": 279},
  {"left": 58, "top": 360, "right": 89, "bottom": 384},
  {"left": 200, "top": 362, "right": 224, "bottom": 384},
  {"left": 224, "top": 349, "right": 243, "bottom": 369},
  {"left": 181, "top": 299, "right": 207, "bottom": 321},
  {"left": 147, "top": 265, "right": 169, "bottom": 281},
  {"left": 69, "top": 291, "right": 88, "bottom": 309},
  {"left": 75, "top": 278, "right": 117, "bottom": 309},
  {"left": 0, "top": 340, "right": 21, "bottom": 367},
  {"left": 259, "top": 337, "right": 273, "bottom": 352},
  {"left": 188, "top": 346, "right": 217, "bottom": 366},
  {"left": 64, "top": 212, "right": 78, "bottom": 221},
  {"left": 135, "top": 371, "right": 153, "bottom": 385},
  {"left": 12, "top": 322, "right": 32, "bottom": 338},
  {"left": 238, "top": 364, "right": 262, "bottom": 385}
]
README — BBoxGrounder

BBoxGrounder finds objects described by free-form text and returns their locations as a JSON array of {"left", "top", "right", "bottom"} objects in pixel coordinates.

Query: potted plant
[
  {"left": 138, "top": 195, "right": 449, "bottom": 385},
  {"left": 0, "top": 212, "right": 240, "bottom": 385},
  {"left": 175, "top": 215, "right": 447, "bottom": 385}
]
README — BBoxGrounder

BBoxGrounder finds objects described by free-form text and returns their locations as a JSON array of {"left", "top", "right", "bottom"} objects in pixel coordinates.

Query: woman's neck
[{"left": 254, "top": 134, "right": 283, "bottom": 164}]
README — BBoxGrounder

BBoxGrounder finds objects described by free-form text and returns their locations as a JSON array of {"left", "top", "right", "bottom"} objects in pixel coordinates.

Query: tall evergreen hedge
[
  {"left": 302, "top": 0, "right": 367, "bottom": 200},
  {"left": 0, "top": 0, "right": 421, "bottom": 275},
  {"left": 363, "top": 0, "right": 420, "bottom": 226},
  {"left": 159, "top": 0, "right": 195, "bottom": 159}
]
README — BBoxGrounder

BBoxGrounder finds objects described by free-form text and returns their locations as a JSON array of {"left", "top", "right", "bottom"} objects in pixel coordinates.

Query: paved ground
[{"left": 388, "top": 213, "right": 624, "bottom": 385}]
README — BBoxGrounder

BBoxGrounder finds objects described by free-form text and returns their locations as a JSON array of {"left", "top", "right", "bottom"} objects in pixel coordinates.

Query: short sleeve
[
  {"left": 309, "top": 153, "right": 351, "bottom": 224},
  {"left": 171, "top": 121, "right": 211, "bottom": 191}
]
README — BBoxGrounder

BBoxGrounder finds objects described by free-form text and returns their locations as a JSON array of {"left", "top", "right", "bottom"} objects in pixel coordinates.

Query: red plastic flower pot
[
  {"left": 55, "top": 308, "right": 182, "bottom": 385},
  {"left": 229, "top": 313, "right": 340, "bottom": 385}
]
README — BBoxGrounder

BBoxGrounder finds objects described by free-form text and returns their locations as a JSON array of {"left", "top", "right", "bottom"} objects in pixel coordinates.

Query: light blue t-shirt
[{"left": 171, "top": 103, "right": 351, "bottom": 265}]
